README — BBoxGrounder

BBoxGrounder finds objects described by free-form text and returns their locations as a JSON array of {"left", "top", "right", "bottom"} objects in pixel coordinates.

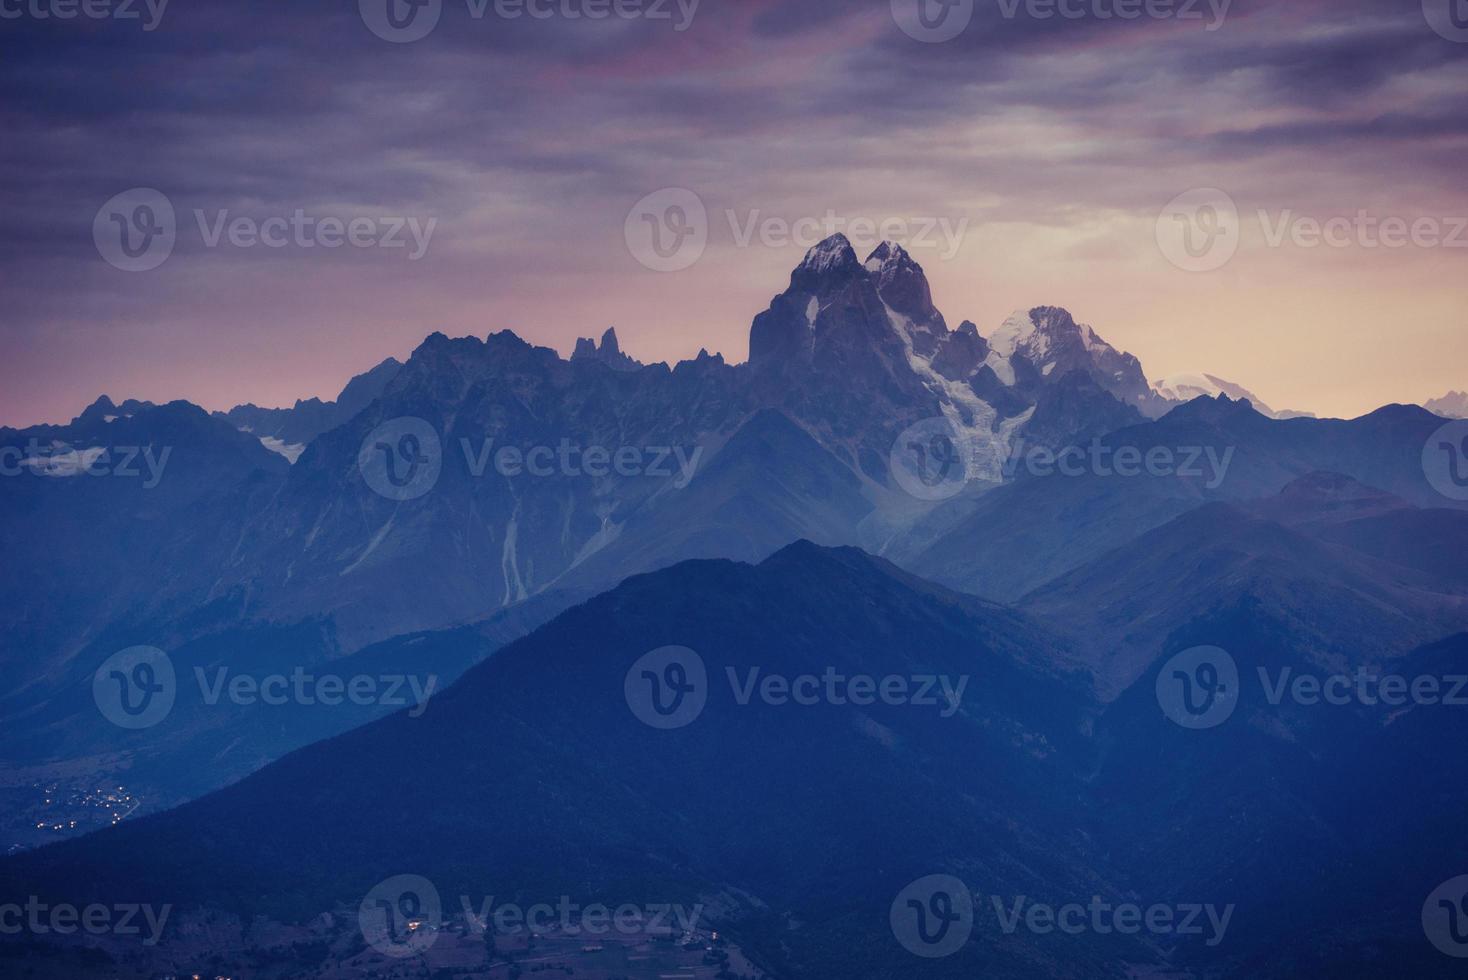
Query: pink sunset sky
[{"left": 3, "top": 0, "right": 1465, "bottom": 425}]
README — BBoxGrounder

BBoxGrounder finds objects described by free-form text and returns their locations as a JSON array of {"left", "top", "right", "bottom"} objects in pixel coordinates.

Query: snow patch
[
  {"left": 983, "top": 351, "right": 1016, "bottom": 387},
  {"left": 259, "top": 436, "right": 306, "bottom": 463},
  {"left": 569, "top": 511, "right": 623, "bottom": 570},
  {"left": 501, "top": 514, "right": 528, "bottom": 605},
  {"left": 885, "top": 302, "right": 1030, "bottom": 484},
  {"left": 341, "top": 514, "right": 395, "bottom": 576},
  {"left": 986, "top": 310, "right": 1038, "bottom": 358},
  {"left": 19, "top": 445, "right": 107, "bottom": 476}
]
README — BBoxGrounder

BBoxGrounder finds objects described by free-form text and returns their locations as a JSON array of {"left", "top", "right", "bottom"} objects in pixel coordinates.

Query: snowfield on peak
[{"left": 1152, "top": 372, "right": 1313, "bottom": 420}]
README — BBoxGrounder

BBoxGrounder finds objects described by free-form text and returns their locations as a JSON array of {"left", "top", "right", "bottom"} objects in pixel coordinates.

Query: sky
[{"left": 2, "top": 0, "right": 1465, "bottom": 425}]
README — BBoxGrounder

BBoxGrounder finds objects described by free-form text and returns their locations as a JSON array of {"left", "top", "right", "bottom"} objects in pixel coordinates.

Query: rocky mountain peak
[
  {"left": 572, "top": 327, "right": 642, "bottom": 372},
  {"left": 866, "top": 241, "right": 948, "bottom": 353},
  {"left": 1425, "top": 390, "right": 1468, "bottom": 419},
  {"left": 76, "top": 394, "right": 117, "bottom": 422},
  {"left": 74, "top": 394, "right": 156, "bottom": 425},
  {"left": 799, "top": 233, "right": 861, "bottom": 274},
  {"left": 981, "top": 306, "right": 1160, "bottom": 415},
  {"left": 786, "top": 234, "right": 866, "bottom": 298}
]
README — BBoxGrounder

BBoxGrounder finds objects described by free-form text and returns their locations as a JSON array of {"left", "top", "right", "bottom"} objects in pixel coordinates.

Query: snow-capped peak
[
  {"left": 1152, "top": 373, "right": 1230, "bottom": 402},
  {"left": 798, "top": 233, "right": 859, "bottom": 275},
  {"left": 1151, "top": 373, "right": 1312, "bottom": 419},
  {"left": 986, "top": 310, "right": 1039, "bottom": 359},
  {"left": 864, "top": 240, "right": 912, "bottom": 277}
]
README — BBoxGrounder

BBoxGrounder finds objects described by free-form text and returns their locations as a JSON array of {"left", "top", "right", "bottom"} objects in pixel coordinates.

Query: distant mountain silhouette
[{"left": 215, "top": 355, "right": 402, "bottom": 454}]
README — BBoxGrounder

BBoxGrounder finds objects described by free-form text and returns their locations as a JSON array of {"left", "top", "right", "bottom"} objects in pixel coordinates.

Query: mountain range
[
  {"left": 1151, "top": 372, "right": 1315, "bottom": 420},
  {"left": 2, "top": 234, "right": 1466, "bottom": 977},
  {"left": 5, "top": 536, "right": 1467, "bottom": 977}
]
